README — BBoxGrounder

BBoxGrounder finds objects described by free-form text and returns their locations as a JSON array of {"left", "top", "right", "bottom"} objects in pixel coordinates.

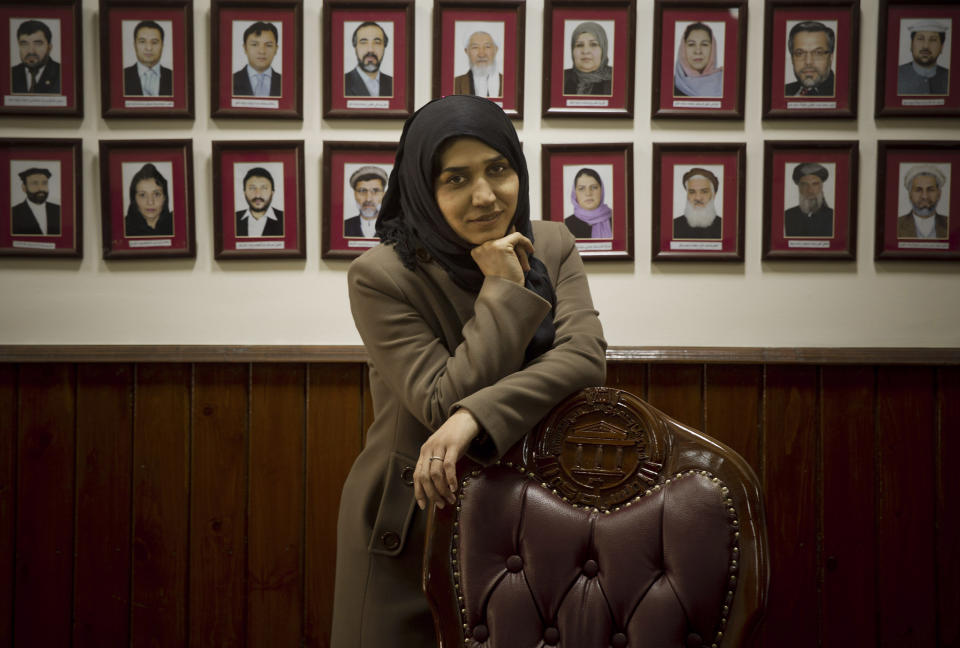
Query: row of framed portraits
[
  {"left": 2, "top": 138, "right": 957, "bottom": 262},
  {"left": 2, "top": 0, "right": 959, "bottom": 120}
]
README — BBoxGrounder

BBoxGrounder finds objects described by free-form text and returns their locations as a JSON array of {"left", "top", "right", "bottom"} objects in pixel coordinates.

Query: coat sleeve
[
  {"left": 348, "top": 252, "right": 553, "bottom": 433},
  {"left": 454, "top": 225, "right": 607, "bottom": 460}
]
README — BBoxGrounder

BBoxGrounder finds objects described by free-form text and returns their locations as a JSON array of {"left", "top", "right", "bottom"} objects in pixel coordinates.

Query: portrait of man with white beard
[
  {"left": 784, "top": 162, "right": 834, "bottom": 238},
  {"left": 453, "top": 29, "right": 503, "bottom": 98},
  {"left": 344, "top": 165, "right": 388, "bottom": 238},
  {"left": 897, "top": 164, "right": 949, "bottom": 240},
  {"left": 673, "top": 167, "right": 722, "bottom": 239}
]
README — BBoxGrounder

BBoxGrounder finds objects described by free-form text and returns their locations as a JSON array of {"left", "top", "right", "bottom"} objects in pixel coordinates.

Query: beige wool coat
[{"left": 331, "top": 221, "right": 607, "bottom": 647}]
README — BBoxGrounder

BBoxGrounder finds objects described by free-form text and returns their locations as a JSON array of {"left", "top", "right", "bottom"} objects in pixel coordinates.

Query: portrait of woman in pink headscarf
[{"left": 674, "top": 22, "right": 723, "bottom": 97}]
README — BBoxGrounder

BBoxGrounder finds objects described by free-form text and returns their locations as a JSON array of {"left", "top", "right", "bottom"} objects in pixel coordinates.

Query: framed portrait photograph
[
  {"left": 0, "top": 138, "right": 81, "bottom": 257},
  {"left": 762, "top": 140, "right": 858, "bottom": 260},
  {"left": 321, "top": 141, "right": 397, "bottom": 259},
  {"left": 212, "top": 140, "right": 305, "bottom": 259},
  {"left": 651, "top": 0, "right": 748, "bottom": 120},
  {"left": 98, "top": 0, "right": 194, "bottom": 119},
  {"left": 762, "top": 0, "right": 860, "bottom": 119},
  {"left": 875, "top": 0, "right": 960, "bottom": 118},
  {"left": 541, "top": 143, "right": 634, "bottom": 260},
  {"left": 875, "top": 140, "right": 959, "bottom": 260},
  {"left": 432, "top": 0, "right": 525, "bottom": 118},
  {"left": 651, "top": 143, "right": 745, "bottom": 261},
  {"left": 211, "top": 0, "right": 302, "bottom": 119},
  {"left": 0, "top": 0, "right": 82, "bottom": 118},
  {"left": 99, "top": 139, "right": 195, "bottom": 259},
  {"left": 541, "top": 0, "right": 636, "bottom": 118},
  {"left": 323, "top": 0, "right": 415, "bottom": 119}
]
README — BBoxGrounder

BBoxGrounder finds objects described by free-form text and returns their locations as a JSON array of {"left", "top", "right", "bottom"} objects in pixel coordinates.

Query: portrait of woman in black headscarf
[
  {"left": 124, "top": 162, "right": 174, "bottom": 237},
  {"left": 330, "top": 95, "right": 607, "bottom": 647},
  {"left": 563, "top": 21, "right": 613, "bottom": 95}
]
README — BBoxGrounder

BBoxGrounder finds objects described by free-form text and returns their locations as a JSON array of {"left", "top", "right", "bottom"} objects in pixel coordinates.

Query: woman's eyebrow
[{"left": 438, "top": 155, "right": 508, "bottom": 175}]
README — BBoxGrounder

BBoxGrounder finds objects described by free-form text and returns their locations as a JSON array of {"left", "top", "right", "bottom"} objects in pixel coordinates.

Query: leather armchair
[{"left": 423, "top": 387, "right": 768, "bottom": 647}]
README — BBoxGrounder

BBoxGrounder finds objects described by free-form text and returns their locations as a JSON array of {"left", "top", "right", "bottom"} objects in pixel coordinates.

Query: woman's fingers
[
  {"left": 471, "top": 232, "right": 535, "bottom": 284},
  {"left": 414, "top": 409, "right": 480, "bottom": 510}
]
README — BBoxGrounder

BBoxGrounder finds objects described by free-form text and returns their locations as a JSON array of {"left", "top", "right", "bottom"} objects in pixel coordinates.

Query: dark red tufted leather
[{"left": 424, "top": 388, "right": 768, "bottom": 648}]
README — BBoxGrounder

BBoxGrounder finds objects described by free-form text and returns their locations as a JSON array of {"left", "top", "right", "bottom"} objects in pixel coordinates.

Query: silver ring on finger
[{"left": 429, "top": 456, "right": 443, "bottom": 462}]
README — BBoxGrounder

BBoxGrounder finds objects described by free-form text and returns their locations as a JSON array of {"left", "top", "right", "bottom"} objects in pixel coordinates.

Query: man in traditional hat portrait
[
  {"left": 235, "top": 167, "right": 283, "bottom": 237},
  {"left": 233, "top": 21, "right": 282, "bottom": 97},
  {"left": 123, "top": 20, "right": 174, "bottom": 97},
  {"left": 11, "top": 167, "right": 61, "bottom": 235},
  {"left": 454, "top": 30, "right": 503, "bottom": 98},
  {"left": 11, "top": 19, "right": 61, "bottom": 94},
  {"left": 344, "top": 165, "right": 388, "bottom": 238},
  {"left": 344, "top": 21, "right": 393, "bottom": 97},
  {"left": 784, "top": 163, "right": 834, "bottom": 237},
  {"left": 674, "top": 167, "right": 722, "bottom": 239},
  {"left": 898, "top": 20, "right": 950, "bottom": 95},
  {"left": 898, "top": 165, "right": 949, "bottom": 239},
  {"left": 785, "top": 21, "right": 836, "bottom": 97}
]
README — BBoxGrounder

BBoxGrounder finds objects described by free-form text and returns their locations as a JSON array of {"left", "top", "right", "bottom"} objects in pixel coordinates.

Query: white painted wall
[{"left": 1, "top": 0, "right": 958, "bottom": 347}]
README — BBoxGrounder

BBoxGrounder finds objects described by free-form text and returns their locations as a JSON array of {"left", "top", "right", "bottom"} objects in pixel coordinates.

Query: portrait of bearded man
[
  {"left": 897, "top": 165, "right": 949, "bottom": 240},
  {"left": 344, "top": 21, "right": 394, "bottom": 97},
  {"left": 11, "top": 19, "right": 61, "bottom": 94},
  {"left": 784, "top": 162, "right": 834, "bottom": 237},
  {"left": 784, "top": 20, "right": 836, "bottom": 97},
  {"left": 674, "top": 167, "right": 722, "bottom": 240},
  {"left": 453, "top": 30, "right": 503, "bottom": 98}
]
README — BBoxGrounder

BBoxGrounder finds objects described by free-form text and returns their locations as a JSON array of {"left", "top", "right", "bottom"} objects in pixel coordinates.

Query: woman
[
  {"left": 331, "top": 95, "right": 606, "bottom": 647},
  {"left": 674, "top": 22, "right": 723, "bottom": 98},
  {"left": 563, "top": 21, "right": 613, "bottom": 95},
  {"left": 124, "top": 163, "right": 173, "bottom": 237},
  {"left": 564, "top": 167, "right": 613, "bottom": 239}
]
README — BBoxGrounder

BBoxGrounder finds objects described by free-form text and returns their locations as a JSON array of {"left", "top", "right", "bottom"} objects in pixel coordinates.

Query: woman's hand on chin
[
  {"left": 470, "top": 231, "right": 533, "bottom": 285},
  {"left": 414, "top": 409, "right": 481, "bottom": 510}
]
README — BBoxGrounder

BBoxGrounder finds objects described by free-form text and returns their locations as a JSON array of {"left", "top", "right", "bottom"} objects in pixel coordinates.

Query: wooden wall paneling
[
  {"left": 756, "top": 365, "right": 818, "bottom": 647},
  {"left": 819, "top": 366, "right": 876, "bottom": 647},
  {"left": 189, "top": 364, "right": 249, "bottom": 648},
  {"left": 876, "top": 367, "right": 937, "bottom": 646},
  {"left": 304, "top": 363, "right": 364, "bottom": 648},
  {"left": 646, "top": 364, "right": 704, "bottom": 429},
  {"left": 703, "top": 365, "right": 762, "bottom": 472},
  {"left": 14, "top": 364, "right": 76, "bottom": 647},
  {"left": 130, "top": 363, "right": 191, "bottom": 647},
  {"left": 248, "top": 364, "right": 305, "bottom": 646},
  {"left": 604, "top": 363, "right": 648, "bottom": 400},
  {"left": 74, "top": 364, "right": 134, "bottom": 648},
  {"left": 937, "top": 367, "right": 960, "bottom": 648},
  {"left": 0, "top": 365, "right": 16, "bottom": 647}
]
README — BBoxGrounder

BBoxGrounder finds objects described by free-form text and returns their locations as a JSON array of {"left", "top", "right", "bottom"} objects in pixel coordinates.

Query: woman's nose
[{"left": 472, "top": 179, "right": 495, "bottom": 205}]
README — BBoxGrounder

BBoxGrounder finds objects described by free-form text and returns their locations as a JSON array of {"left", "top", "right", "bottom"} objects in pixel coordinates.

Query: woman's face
[
  {"left": 134, "top": 178, "right": 164, "bottom": 220},
  {"left": 685, "top": 29, "right": 712, "bottom": 72},
  {"left": 434, "top": 137, "right": 519, "bottom": 246},
  {"left": 573, "top": 31, "right": 602, "bottom": 73},
  {"left": 575, "top": 174, "right": 601, "bottom": 210}
]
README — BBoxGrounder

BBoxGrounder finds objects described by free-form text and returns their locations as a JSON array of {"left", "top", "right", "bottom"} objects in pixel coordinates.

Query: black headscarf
[{"left": 376, "top": 95, "right": 556, "bottom": 364}]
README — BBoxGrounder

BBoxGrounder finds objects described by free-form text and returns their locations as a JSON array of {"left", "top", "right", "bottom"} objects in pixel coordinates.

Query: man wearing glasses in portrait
[{"left": 785, "top": 21, "right": 835, "bottom": 97}]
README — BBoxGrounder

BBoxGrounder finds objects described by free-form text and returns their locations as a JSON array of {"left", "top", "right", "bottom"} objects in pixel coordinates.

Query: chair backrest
[{"left": 423, "top": 387, "right": 768, "bottom": 648}]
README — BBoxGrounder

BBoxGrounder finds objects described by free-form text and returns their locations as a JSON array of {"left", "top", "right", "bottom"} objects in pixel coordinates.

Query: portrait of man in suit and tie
[
  {"left": 233, "top": 21, "right": 282, "bottom": 97},
  {"left": 784, "top": 20, "right": 836, "bottom": 97},
  {"left": 10, "top": 165, "right": 61, "bottom": 236},
  {"left": 123, "top": 20, "right": 173, "bottom": 97},
  {"left": 453, "top": 26, "right": 504, "bottom": 98},
  {"left": 235, "top": 166, "right": 284, "bottom": 237},
  {"left": 344, "top": 21, "right": 393, "bottom": 97},
  {"left": 10, "top": 19, "right": 61, "bottom": 94}
]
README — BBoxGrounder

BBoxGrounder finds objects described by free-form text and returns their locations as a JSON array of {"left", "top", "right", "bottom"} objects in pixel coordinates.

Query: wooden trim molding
[{"left": 0, "top": 345, "right": 958, "bottom": 365}]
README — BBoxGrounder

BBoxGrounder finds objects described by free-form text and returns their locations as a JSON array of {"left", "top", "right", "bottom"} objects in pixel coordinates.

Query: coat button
[
  {"left": 612, "top": 632, "right": 628, "bottom": 648},
  {"left": 472, "top": 624, "right": 489, "bottom": 641},
  {"left": 400, "top": 466, "right": 414, "bottom": 486},
  {"left": 505, "top": 554, "right": 523, "bottom": 572},
  {"left": 543, "top": 627, "right": 559, "bottom": 645},
  {"left": 380, "top": 532, "right": 400, "bottom": 550},
  {"left": 583, "top": 559, "right": 598, "bottom": 577}
]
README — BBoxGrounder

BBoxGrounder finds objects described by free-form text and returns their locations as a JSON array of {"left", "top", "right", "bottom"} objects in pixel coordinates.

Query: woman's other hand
[
  {"left": 414, "top": 409, "right": 480, "bottom": 510},
  {"left": 470, "top": 231, "right": 533, "bottom": 285}
]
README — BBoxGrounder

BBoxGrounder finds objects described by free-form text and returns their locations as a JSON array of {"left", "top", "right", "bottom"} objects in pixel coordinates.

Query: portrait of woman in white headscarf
[{"left": 673, "top": 21, "right": 724, "bottom": 98}]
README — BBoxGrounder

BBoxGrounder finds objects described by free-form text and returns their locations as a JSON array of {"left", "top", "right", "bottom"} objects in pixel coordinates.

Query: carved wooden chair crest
[{"left": 423, "top": 387, "right": 768, "bottom": 648}]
